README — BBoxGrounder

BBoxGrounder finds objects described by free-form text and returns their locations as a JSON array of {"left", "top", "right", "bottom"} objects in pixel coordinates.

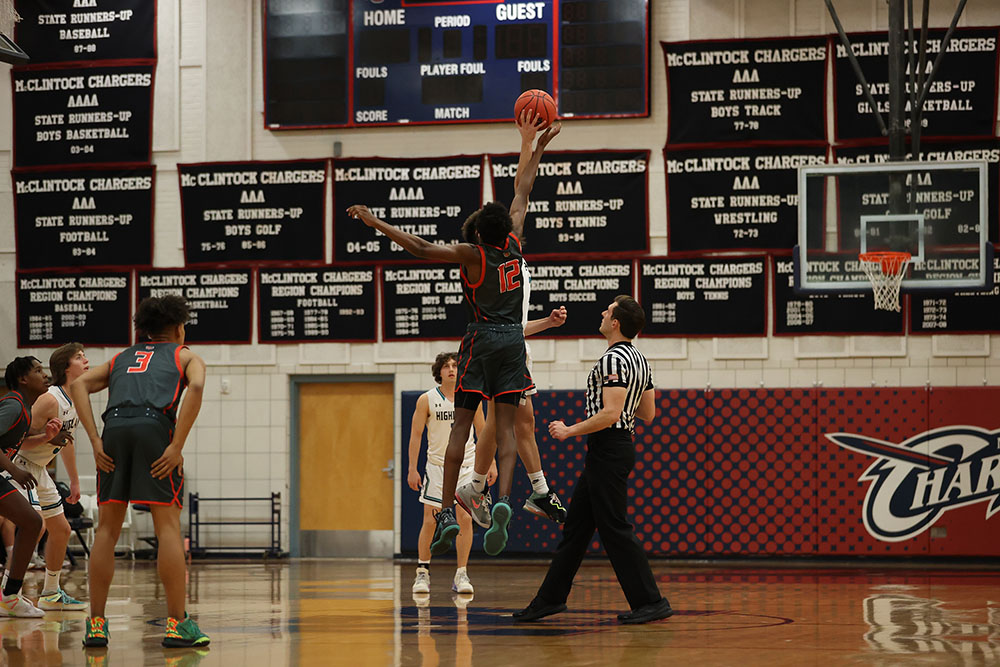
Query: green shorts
[
  {"left": 456, "top": 322, "right": 531, "bottom": 401},
  {"left": 98, "top": 411, "right": 183, "bottom": 508}
]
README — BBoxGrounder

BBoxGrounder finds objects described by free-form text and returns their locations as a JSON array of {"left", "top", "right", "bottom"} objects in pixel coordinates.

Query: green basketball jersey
[
  {"left": 461, "top": 233, "right": 525, "bottom": 325},
  {"left": 106, "top": 342, "right": 187, "bottom": 423}
]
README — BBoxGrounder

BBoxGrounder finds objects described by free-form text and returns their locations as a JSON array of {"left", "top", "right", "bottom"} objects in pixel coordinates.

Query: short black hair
[
  {"left": 612, "top": 295, "right": 646, "bottom": 339},
  {"left": 49, "top": 342, "right": 84, "bottom": 387},
  {"left": 5, "top": 356, "right": 40, "bottom": 391},
  {"left": 431, "top": 352, "right": 458, "bottom": 384},
  {"left": 474, "top": 202, "right": 513, "bottom": 246},
  {"left": 134, "top": 294, "right": 191, "bottom": 338}
]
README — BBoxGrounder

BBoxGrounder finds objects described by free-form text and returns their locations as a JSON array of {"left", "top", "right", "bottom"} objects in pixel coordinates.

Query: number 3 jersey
[
  {"left": 15, "top": 385, "right": 77, "bottom": 467},
  {"left": 105, "top": 342, "right": 188, "bottom": 424},
  {"left": 461, "top": 233, "right": 525, "bottom": 325}
]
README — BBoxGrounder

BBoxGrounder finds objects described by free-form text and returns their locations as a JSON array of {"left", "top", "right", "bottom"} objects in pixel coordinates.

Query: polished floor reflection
[{"left": 1, "top": 559, "right": 997, "bottom": 665}]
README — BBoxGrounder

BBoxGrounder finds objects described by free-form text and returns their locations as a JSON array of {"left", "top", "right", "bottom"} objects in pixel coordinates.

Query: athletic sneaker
[
  {"left": 0, "top": 594, "right": 44, "bottom": 618},
  {"left": 162, "top": 615, "right": 210, "bottom": 648},
  {"left": 483, "top": 497, "right": 512, "bottom": 556},
  {"left": 82, "top": 616, "right": 109, "bottom": 647},
  {"left": 27, "top": 553, "right": 46, "bottom": 570},
  {"left": 452, "top": 570, "right": 474, "bottom": 594},
  {"left": 524, "top": 490, "right": 567, "bottom": 523},
  {"left": 412, "top": 568, "right": 430, "bottom": 594},
  {"left": 39, "top": 588, "right": 87, "bottom": 611},
  {"left": 430, "top": 507, "right": 460, "bottom": 556},
  {"left": 455, "top": 482, "right": 492, "bottom": 528}
]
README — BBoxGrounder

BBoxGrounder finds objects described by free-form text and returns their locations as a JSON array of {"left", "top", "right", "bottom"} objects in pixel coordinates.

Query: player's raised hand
[
  {"left": 347, "top": 204, "right": 376, "bottom": 226},
  {"left": 548, "top": 306, "right": 568, "bottom": 328},
  {"left": 548, "top": 420, "right": 571, "bottom": 441},
  {"left": 517, "top": 108, "right": 545, "bottom": 140},
  {"left": 537, "top": 122, "right": 561, "bottom": 150},
  {"left": 44, "top": 418, "right": 63, "bottom": 441}
]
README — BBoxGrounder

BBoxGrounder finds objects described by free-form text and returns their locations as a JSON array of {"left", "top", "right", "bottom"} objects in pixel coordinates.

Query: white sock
[
  {"left": 528, "top": 471, "right": 549, "bottom": 496},
  {"left": 1, "top": 569, "right": 7, "bottom": 591},
  {"left": 471, "top": 473, "right": 487, "bottom": 494},
  {"left": 42, "top": 569, "right": 61, "bottom": 595},
  {"left": 3, "top": 547, "right": 10, "bottom": 564}
]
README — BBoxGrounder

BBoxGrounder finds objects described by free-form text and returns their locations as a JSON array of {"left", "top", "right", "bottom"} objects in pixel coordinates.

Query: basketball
[{"left": 514, "top": 89, "right": 557, "bottom": 129}]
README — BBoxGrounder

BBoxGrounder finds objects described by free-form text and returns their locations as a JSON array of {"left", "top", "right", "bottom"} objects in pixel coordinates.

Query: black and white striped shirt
[{"left": 585, "top": 341, "right": 653, "bottom": 432}]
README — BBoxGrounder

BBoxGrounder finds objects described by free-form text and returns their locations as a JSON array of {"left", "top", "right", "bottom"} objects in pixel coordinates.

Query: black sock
[
  {"left": 417, "top": 561, "right": 430, "bottom": 572},
  {"left": 3, "top": 577, "right": 22, "bottom": 597}
]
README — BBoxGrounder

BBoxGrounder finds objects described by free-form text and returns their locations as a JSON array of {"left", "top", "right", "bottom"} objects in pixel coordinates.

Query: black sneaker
[
  {"left": 523, "top": 490, "right": 567, "bottom": 523},
  {"left": 617, "top": 597, "right": 673, "bottom": 625},
  {"left": 512, "top": 596, "right": 567, "bottom": 622},
  {"left": 430, "top": 507, "right": 460, "bottom": 556}
]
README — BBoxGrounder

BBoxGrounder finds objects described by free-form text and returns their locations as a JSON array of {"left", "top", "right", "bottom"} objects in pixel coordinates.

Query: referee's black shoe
[
  {"left": 430, "top": 507, "right": 459, "bottom": 556},
  {"left": 512, "top": 597, "right": 567, "bottom": 622},
  {"left": 617, "top": 598, "right": 673, "bottom": 625},
  {"left": 523, "top": 490, "right": 567, "bottom": 523}
]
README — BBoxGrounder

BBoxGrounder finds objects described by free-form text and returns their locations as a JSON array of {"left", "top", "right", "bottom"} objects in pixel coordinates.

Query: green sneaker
[
  {"left": 483, "top": 497, "right": 512, "bottom": 556},
  {"left": 162, "top": 614, "right": 210, "bottom": 648},
  {"left": 83, "top": 616, "right": 109, "bottom": 647}
]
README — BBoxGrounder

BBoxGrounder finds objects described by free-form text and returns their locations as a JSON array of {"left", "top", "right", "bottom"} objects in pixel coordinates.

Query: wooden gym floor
[{"left": 1, "top": 559, "right": 997, "bottom": 665}]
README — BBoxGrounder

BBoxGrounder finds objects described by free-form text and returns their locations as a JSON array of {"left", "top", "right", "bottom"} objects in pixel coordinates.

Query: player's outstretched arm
[
  {"left": 348, "top": 205, "right": 479, "bottom": 265},
  {"left": 21, "top": 393, "right": 61, "bottom": 449},
  {"left": 407, "top": 393, "right": 430, "bottom": 492},
  {"left": 524, "top": 306, "right": 567, "bottom": 337},
  {"left": 152, "top": 349, "right": 205, "bottom": 480},
  {"left": 510, "top": 109, "right": 561, "bottom": 239},
  {"left": 69, "top": 362, "right": 115, "bottom": 472}
]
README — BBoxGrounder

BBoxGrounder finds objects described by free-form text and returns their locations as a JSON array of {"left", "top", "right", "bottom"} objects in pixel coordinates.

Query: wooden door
[{"left": 298, "top": 382, "right": 394, "bottom": 537}]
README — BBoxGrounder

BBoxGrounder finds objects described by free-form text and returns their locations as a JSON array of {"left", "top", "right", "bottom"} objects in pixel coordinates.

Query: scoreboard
[{"left": 263, "top": 0, "right": 649, "bottom": 128}]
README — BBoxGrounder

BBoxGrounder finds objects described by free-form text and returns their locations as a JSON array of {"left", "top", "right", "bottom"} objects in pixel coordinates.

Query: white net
[
  {"left": 0, "top": 0, "right": 19, "bottom": 35},
  {"left": 859, "top": 252, "right": 910, "bottom": 312}
]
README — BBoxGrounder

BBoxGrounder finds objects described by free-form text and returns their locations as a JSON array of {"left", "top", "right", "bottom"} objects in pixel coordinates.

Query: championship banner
[
  {"left": 487, "top": 150, "right": 649, "bottom": 256},
  {"left": 663, "top": 36, "right": 827, "bottom": 144},
  {"left": 332, "top": 156, "right": 483, "bottom": 263},
  {"left": 12, "top": 64, "right": 154, "bottom": 167},
  {"left": 772, "top": 254, "right": 904, "bottom": 335},
  {"left": 380, "top": 263, "right": 466, "bottom": 341},
  {"left": 15, "top": 270, "right": 131, "bottom": 347},
  {"left": 665, "top": 145, "right": 827, "bottom": 253},
  {"left": 522, "top": 259, "right": 634, "bottom": 338},
  {"left": 638, "top": 256, "right": 767, "bottom": 336},
  {"left": 911, "top": 251, "right": 1000, "bottom": 333},
  {"left": 258, "top": 267, "right": 376, "bottom": 343},
  {"left": 834, "top": 28, "right": 1000, "bottom": 141},
  {"left": 12, "top": 165, "right": 154, "bottom": 270},
  {"left": 137, "top": 269, "right": 253, "bottom": 344},
  {"left": 833, "top": 140, "right": 1000, "bottom": 247},
  {"left": 14, "top": 0, "right": 156, "bottom": 63},
  {"left": 179, "top": 160, "right": 327, "bottom": 266}
]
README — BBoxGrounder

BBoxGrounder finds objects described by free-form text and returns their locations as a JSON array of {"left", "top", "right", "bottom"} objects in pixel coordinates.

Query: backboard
[{"left": 795, "top": 160, "right": 992, "bottom": 293}]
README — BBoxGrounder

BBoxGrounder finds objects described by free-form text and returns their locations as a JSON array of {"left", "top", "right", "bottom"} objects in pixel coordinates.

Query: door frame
[{"left": 289, "top": 374, "right": 395, "bottom": 557}]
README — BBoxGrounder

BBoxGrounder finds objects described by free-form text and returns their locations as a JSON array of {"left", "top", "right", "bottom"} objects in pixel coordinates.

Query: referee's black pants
[{"left": 536, "top": 428, "right": 662, "bottom": 610}]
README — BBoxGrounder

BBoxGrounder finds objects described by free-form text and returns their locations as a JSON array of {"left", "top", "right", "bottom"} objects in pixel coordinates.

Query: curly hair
[
  {"left": 431, "top": 352, "right": 458, "bottom": 384},
  {"left": 473, "top": 201, "right": 513, "bottom": 246},
  {"left": 134, "top": 294, "right": 191, "bottom": 339},
  {"left": 48, "top": 342, "right": 84, "bottom": 387},
  {"left": 5, "top": 356, "right": 40, "bottom": 391}
]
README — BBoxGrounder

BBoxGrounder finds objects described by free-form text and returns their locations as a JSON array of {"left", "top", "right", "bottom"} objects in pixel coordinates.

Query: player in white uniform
[
  {"left": 454, "top": 249, "right": 569, "bottom": 529},
  {"left": 407, "top": 352, "right": 494, "bottom": 596},
  {"left": 12, "top": 343, "right": 88, "bottom": 611}
]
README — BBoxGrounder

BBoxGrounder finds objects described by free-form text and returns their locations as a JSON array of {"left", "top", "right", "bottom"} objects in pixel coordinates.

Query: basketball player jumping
[
  {"left": 408, "top": 352, "right": 496, "bottom": 595},
  {"left": 349, "top": 109, "right": 560, "bottom": 556}
]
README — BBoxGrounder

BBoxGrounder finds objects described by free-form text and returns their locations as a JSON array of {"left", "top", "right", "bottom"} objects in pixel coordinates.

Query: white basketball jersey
[
  {"left": 423, "top": 388, "right": 475, "bottom": 466},
  {"left": 521, "top": 258, "right": 532, "bottom": 328},
  {"left": 18, "top": 385, "right": 76, "bottom": 466}
]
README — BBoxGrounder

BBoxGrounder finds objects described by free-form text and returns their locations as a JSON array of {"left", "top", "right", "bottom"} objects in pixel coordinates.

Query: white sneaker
[
  {"left": 0, "top": 594, "right": 45, "bottom": 618},
  {"left": 412, "top": 568, "right": 430, "bottom": 594},
  {"left": 27, "top": 554, "right": 46, "bottom": 570},
  {"left": 452, "top": 570, "right": 474, "bottom": 594}
]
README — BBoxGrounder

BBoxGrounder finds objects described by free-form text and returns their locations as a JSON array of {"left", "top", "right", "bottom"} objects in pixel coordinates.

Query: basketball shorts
[
  {"left": 99, "top": 413, "right": 183, "bottom": 508},
  {"left": 456, "top": 323, "right": 531, "bottom": 401},
  {"left": 522, "top": 341, "right": 537, "bottom": 400},
  {"left": 419, "top": 462, "right": 476, "bottom": 509},
  {"left": 2, "top": 455, "right": 63, "bottom": 519}
]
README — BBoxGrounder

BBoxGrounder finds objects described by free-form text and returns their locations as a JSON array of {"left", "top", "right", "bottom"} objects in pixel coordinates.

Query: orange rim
[{"left": 859, "top": 251, "right": 911, "bottom": 275}]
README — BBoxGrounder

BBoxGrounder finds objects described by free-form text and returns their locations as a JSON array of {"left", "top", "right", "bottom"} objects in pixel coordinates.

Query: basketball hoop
[{"left": 859, "top": 251, "right": 910, "bottom": 312}]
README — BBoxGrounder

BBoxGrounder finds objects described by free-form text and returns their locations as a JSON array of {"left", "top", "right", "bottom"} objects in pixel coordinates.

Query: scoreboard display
[{"left": 263, "top": 0, "right": 649, "bottom": 129}]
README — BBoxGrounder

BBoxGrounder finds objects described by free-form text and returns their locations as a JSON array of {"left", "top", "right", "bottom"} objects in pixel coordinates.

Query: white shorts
[
  {"left": 523, "top": 342, "right": 537, "bottom": 399},
  {"left": 3, "top": 455, "right": 63, "bottom": 519},
  {"left": 419, "top": 462, "right": 476, "bottom": 509}
]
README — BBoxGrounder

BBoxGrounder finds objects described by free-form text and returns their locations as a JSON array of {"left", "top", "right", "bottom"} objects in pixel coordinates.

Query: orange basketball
[{"left": 514, "top": 89, "right": 557, "bottom": 129}]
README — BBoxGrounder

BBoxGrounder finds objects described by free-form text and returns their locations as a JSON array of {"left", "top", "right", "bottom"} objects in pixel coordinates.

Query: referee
[{"left": 513, "top": 295, "right": 671, "bottom": 625}]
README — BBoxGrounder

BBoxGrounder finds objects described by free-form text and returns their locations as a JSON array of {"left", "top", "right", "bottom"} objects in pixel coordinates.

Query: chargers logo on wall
[{"left": 827, "top": 427, "right": 1000, "bottom": 542}]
